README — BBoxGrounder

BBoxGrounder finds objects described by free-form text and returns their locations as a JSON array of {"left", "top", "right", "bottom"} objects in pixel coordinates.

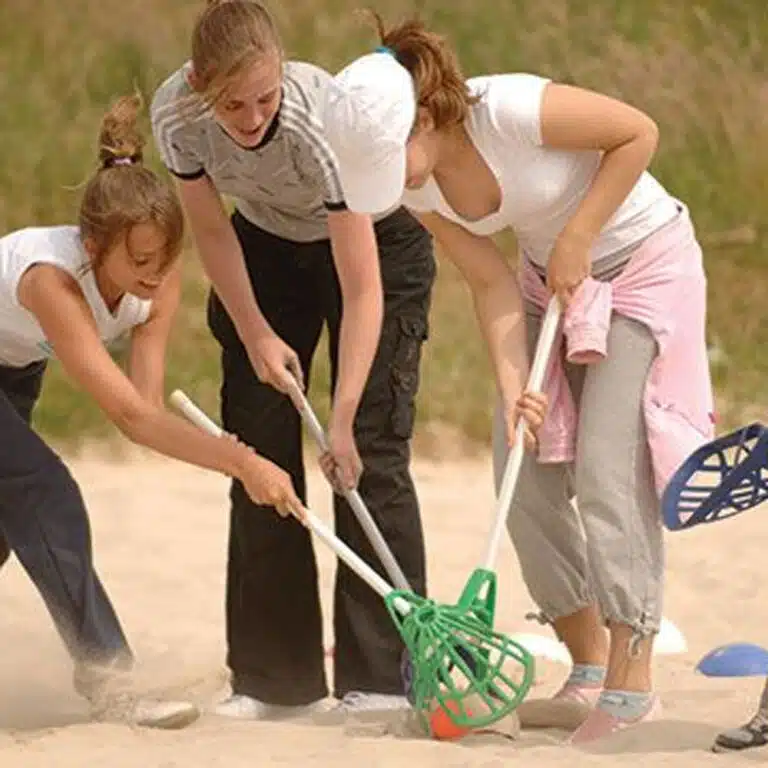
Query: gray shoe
[{"left": 712, "top": 715, "right": 768, "bottom": 753}]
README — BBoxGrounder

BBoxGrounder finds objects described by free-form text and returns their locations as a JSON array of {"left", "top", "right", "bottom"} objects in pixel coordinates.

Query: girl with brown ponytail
[
  {"left": 0, "top": 94, "right": 305, "bottom": 728},
  {"left": 324, "top": 12, "right": 715, "bottom": 745}
]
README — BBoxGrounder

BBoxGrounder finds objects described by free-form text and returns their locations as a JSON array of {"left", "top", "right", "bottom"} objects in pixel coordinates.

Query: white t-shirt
[
  {"left": 0, "top": 225, "right": 152, "bottom": 367},
  {"left": 402, "top": 73, "right": 679, "bottom": 267}
]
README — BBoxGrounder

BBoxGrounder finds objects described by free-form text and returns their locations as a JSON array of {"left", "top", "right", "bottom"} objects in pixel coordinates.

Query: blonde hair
[
  {"left": 191, "top": 0, "right": 283, "bottom": 105},
  {"left": 78, "top": 94, "right": 184, "bottom": 272},
  {"left": 368, "top": 12, "right": 477, "bottom": 131}
]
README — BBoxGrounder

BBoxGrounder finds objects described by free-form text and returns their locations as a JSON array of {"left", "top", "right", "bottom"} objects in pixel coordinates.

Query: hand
[
  {"left": 238, "top": 449, "right": 307, "bottom": 524},
  {"left": 318, "top": 417, "right": 363, "bottom": 493},
  {"left": 506, "top": 390, "right": 549, "bottom": 451},
  {"left": 245, "top": 332, "right": 304, "bottom": 394},
  {"left": 546, "top": 229, "right": 592, "bottom": 308}
]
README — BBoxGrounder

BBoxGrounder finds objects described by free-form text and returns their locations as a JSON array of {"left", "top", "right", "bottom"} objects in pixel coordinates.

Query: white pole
[
  {"left": 482, "top": 297, "right": 562, "bottom": 570},
  {"left": 169, "top": 390, "right": 411, "bottom": 614},
  {"left": 286, "top": 383, "right": 412, "bottom": 592}
]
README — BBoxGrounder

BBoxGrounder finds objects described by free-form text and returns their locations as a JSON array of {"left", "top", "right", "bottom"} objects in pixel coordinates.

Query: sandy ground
[{"left": 1, "top": 448, "right": 767, "bottom": 767}]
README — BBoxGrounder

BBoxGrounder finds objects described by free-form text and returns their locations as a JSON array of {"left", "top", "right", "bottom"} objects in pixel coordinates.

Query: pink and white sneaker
[
  {"left": 567, "top": 694, "right": 662, "bottom": 746},
  {"left": 552, "top": 682, "right": 603, "bottom": 709}
]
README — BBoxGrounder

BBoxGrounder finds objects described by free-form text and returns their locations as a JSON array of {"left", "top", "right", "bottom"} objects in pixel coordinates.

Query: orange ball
[{"left": 429, "top": 698, "right": 472, "bottom": 741}]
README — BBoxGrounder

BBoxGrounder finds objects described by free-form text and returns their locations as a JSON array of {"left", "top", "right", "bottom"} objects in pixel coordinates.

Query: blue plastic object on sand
[
  {"left": 697, "top": 643, "right": 768, "bottom": 678},
  {"left": 661, "top": 422, "right": 768, "bottom": 531}
]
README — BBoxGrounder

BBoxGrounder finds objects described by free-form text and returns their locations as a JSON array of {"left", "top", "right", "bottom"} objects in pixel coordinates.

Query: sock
[
  {"left": 597, "top": 689, "right": 654, "bottom": 721},
  {"left": 566, "top": 664, "right": 606, "bottom": 688}
]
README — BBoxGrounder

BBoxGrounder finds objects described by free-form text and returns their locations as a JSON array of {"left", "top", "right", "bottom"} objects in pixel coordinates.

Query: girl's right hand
[
  {"left": 246, "top": 332, "right": 304, "bottom": 395},
  {"left": 237, "top": 449, "right": 307, "bottom": 524},
  {"left": 506, "top": 390, "right": 549, "bottom": 450}
]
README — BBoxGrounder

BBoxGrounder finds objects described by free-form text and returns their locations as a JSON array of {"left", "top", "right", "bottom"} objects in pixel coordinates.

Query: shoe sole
[{"left": 712, "top": 738, "right": 768, "bottom": 753}]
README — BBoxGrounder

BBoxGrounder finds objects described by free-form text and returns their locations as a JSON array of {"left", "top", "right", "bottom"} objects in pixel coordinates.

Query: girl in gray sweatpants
[{"left": 493, "top": 251, "right": 665, "bottom": 735}]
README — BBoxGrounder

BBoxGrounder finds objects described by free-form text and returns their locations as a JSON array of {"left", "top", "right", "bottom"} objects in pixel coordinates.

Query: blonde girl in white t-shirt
[
  {"left": 0, "top": 95, "right": 305, "bottom": 729},
  {"left": 322, "top": 14, "right": 713, "bottom": 745}
]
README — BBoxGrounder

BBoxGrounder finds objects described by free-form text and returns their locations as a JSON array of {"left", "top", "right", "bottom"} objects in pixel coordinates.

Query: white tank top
[
  {"left": 402, "top": 73, "right": 679, "bottom": 267},
  {"left": 0, "top": 225, "right": 152, "bottom": 367}
]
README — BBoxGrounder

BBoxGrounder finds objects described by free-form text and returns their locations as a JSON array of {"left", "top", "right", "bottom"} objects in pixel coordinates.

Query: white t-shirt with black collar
[
  {"left": 0, "top": 225, "right": 151, "bottom": 367},
  {"left": 402, "top": 73, "right": 680, "bottom": 267}
]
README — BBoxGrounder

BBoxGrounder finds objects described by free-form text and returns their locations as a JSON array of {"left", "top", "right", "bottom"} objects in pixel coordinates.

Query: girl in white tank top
[{"left": 0, "top": 94, "right": 304, "bottom": 729}]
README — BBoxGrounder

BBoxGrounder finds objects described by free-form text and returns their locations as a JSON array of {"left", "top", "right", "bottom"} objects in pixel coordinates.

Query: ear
[
  {"left": 82, "top": 237, "right": 99, "bottom": 259},
  {"left": 185, "top": 66, "right": 203, "bottom": 93},
  {"left": 415, "top": 106, "right": 435, "bottom": 134}
]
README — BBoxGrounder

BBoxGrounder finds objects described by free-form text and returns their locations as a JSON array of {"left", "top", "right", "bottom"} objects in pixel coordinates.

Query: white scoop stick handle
[
  {"left": 286, "top": 382, "right": 412, "bottom": 592},
  {"left": 482, "top": 297, "right": 562, "bottom": 570},
  {"left": 169, "top": 390, "right": 411, "bottom": 614}
]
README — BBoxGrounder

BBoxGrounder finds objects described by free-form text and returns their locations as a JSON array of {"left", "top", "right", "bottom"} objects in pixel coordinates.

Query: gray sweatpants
[{"left": 493, "top": 283, "right": 662, "bottom": 637}]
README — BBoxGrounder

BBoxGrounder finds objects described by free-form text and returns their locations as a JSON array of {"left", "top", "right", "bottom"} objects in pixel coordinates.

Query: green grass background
[{"left": 1, "top": 0, "right": 766, "bottom": 454}]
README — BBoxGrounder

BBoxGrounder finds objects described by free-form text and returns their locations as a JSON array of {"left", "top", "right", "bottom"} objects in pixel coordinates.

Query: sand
[{"left": 1, "top": 448, "right": 767, "bottom": 766}]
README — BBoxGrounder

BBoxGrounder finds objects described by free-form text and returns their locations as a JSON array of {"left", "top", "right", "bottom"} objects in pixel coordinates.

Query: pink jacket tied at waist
[{"left": 521, "top": 205, "right": 716, "bottom": 501}]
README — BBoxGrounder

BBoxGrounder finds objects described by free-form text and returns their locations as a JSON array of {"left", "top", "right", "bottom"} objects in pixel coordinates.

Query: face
[
  {"left": 94, "top": 222, "right": 177, "bottom": 302},
  {"left": 404, "top": 109, "right": 441, "bottom": 190},
  {"left": 212, "top": 53, "right": 282, "bottom": 148}
]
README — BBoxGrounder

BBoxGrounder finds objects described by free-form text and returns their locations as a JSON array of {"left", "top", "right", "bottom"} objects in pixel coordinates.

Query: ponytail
[{"left": 366, "top": 11, "right": 476, "bottom": 130}]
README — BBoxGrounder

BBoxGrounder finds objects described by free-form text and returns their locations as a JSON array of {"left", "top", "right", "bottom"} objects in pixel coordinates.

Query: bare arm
[
  {"left": 176, "top": 175, "right": 272, "bottom": 343},
  {"left": 16, "top": 264, "right": 305, "bottom": 518},
  {"left": 127, "top": 260, "right": 182, "bottom": 406},
  {"left": 175, "top": 175, "right": 303, "bottom": 390},
  {"left": 539, "top": 83, "right": 660, "bottom": 244},
  {"left": 413, "top": 211, "right": 529, "bottom": 416},
  {"left": 326, "top": 209, "right": 383, "bottom": 428}
]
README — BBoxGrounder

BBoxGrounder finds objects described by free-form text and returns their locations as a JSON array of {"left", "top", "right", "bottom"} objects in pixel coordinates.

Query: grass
[{"left": 1, "top": 0, "right": 766, "bottom": 454}]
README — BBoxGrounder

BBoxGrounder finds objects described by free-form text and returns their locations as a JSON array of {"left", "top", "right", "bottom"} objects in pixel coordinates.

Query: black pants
[
  {"left": 207, "top": 207, "right": 435, "bottom": 704},
  {"left": 0, "top": 361, "right": 131, "bottom": 670}
]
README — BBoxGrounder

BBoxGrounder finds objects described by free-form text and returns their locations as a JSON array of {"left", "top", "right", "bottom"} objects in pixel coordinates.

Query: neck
[
  {"left": 93, "top": 263, "right": 124, "bottom": 313},
  {"left": 433, "top": 124, "right": 475, "bottom": 175}
]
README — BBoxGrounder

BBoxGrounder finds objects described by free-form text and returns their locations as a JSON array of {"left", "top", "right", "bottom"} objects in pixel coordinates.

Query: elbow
[
  {"left": 110, "top": 400, "right": 155, "bottom": 445},
  {"left": 470, "top": 270, "right": 523, "bottom": 313},
  {"left": 637, "top": 115, "right": 660, "bottom": 157},
  {"left": 468, "top": 270, "right": 510, "bottom": 301}
]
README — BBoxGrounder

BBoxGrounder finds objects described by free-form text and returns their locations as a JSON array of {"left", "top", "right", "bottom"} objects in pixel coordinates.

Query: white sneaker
[
  {"left": 76, "top": 662, "right": 200, "bottom": 730},
  {"left": 213, "top": 693, "right": 324, "bottom": 721},
  {"left": 129, "top": 699, "right": 201, "bottom": 729},
  {"left": 92, "top": 694, "right": 200, "bottom": 730},
  {"left": 336, "top": 691, "right": 411, "bottom": 713}
]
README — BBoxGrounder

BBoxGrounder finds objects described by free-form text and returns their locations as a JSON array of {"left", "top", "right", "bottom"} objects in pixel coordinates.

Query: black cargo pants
[
  {"left": 0, "top": 361, "right": 131, "bottom": 671},
  {"left": 207, "top": 206, "right": 435, "bottom": 705}
]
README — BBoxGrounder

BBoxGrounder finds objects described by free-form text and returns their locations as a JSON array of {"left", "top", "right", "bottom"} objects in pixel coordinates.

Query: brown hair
[
  {"left": 368, "top": 12, "right": 477, "bottom": 130},
  {"left": 78, "top": 94, "right": 184, "bottom": 273},
  {"left": 191, "top": 0, "right": 283, "bottom": 106}
]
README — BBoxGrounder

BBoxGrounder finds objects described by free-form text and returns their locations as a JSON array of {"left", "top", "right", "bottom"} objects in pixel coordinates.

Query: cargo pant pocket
[{"left": 390, "top": 315, "right": 428, "bottom": 440}]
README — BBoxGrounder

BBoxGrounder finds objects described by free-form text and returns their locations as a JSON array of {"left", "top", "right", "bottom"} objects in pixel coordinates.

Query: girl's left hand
[
  {"left": 506, "top": 391, "right": 549, "bottom": 450},
  {"left": 546, "top": 230, "right": 592, "bottom": 308},
  {"left": 320, "top": 418, "right": 363, "bottom": 493}
]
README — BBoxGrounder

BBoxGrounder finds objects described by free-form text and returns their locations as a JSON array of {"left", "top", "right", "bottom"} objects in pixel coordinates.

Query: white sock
[{"left": 597, "top": 689, "right": 653, "bottom": 721}]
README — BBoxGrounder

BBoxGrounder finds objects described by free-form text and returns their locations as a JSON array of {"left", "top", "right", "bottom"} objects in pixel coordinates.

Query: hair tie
[
  {"left": 103, "top": 155, "right": 137, "bottom": 169},
  {"left": 375, "top": 45, "right": 395, "bottom": 57}
]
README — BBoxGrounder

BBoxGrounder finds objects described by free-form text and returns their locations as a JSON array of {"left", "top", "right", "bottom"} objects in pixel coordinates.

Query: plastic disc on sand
[
  {"left": 510, "top": 618, "right": 686, "bottom": 662},
  {"left": 508, "top": 633, "right": 571, "bottom": 663},
  {"left": 655, "top": 617, "right": 687, "bottom": 655},
  {"left": 697, "top": 643, "right": 768, "bottom": 678}
]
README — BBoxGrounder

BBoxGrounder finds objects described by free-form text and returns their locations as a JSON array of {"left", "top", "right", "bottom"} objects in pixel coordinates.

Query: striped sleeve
[
  {"left": 280, "top": 99, "right": 347, "bottom": 211},
  {"left": 150, "top": 82, "right": 206, "bottom": 180}
]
